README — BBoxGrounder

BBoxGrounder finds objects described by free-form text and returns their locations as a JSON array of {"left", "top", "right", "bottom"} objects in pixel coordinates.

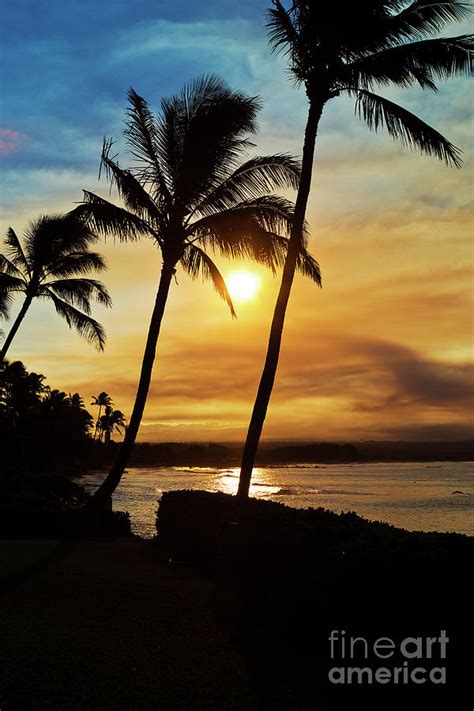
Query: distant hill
[
  {"left": 356, "top": 439, "right": 474, "bottom": 462},
  {"left": 90, "top": 439, "right": 474, "bottom": 469},
  {"left": 262, "top": 442, "right": 359, "bottom": 464}
]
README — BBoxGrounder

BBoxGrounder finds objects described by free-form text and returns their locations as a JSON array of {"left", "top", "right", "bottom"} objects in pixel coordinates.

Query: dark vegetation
[
  {"left": 88, "top": 439, "right": 474, "bottom": 468},
  {"left": 86, "top": 441, "right": 360, "bottom": 468},
  {"left": 157, "top": 490, "right": 473, "bottom": 710},
  {"left": 0, "top": 360, "right": 93, "bottom": 477},
  {"left": 0, "top": 360, "right": 131, "bottom": 537}
]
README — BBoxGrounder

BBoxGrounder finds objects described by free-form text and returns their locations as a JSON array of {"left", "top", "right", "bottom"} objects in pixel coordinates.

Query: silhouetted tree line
[
  {"left": 85, "top": 441, "right": 361, "bottom": 468},
  {"left": 0, "top": 361, "right": 127, "bottom": 480},
  {"left": 0, "top": 360, "right": 94, "bottom": 477}
]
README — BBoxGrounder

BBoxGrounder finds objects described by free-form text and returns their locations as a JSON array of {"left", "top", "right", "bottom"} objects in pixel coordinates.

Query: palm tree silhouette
[
  {"left": 0, "top": 213, "right": 112, "bottom": 360},
  {"left": 91, "top": 391, "right": 113, "bottom": 440},
  {"left": 237, "top": 0, "right": 473, "bottom": 498},
  {"left": 74, "top": 75, "right": 321, "bottom": 508},
  {"left": 99, "top": 406, "right": 127, "bottom": 445}
]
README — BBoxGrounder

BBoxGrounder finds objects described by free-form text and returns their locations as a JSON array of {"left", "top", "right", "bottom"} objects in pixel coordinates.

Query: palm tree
[
  {"left": 0, "top": 271, "right": 12, "bottom": 350},
  {"left": 237, "top": 0, "right": 473, "bottom": 498},
  {"left": 99, "top": 406, "right": 127, "bottom": 445},
  {"left": 73, "top": 75, "right": 322, "bottom": 508},
  {"left": 0, "top": 213, "right": 112, "bottom": 360},
  {"left": 91, "top": 391, "right": 113, "bottom": 440}
]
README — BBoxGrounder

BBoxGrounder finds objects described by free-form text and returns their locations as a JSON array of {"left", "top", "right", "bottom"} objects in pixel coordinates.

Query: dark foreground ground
[
  {"left": 0, "top": 538, "right": 255, "bottom": 710},
  {"left": 1, "top": 492, "right": 472, "bottom": 710}
]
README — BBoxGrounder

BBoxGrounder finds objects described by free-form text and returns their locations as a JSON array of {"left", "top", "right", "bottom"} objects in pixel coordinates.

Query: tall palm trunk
[
  {"left": 0, "top": 293, "right": 34, "bottom": 361},
  {"left": 237, "top": 99, "right": 325, "bottom": 500},
  {"left": 87, "top": 260, "right": 175, "bottom": 509}
]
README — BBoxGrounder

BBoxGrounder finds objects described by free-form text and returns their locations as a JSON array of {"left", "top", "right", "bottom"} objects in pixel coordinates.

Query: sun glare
[{"left": 227, "top": 271, "right": 260, "bottom": 302}]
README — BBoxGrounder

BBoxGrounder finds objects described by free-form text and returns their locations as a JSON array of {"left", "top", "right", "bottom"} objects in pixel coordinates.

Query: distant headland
[{"left": 90, "top": 439, "right": 474, "bottom": 469}]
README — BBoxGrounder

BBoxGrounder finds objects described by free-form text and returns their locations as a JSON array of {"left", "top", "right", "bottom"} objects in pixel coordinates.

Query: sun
[{"left": 227, "top": 271, "right": 260, "bottom": 302}]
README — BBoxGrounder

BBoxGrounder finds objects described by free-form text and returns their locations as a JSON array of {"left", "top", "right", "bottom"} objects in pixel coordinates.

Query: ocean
[{"left": 81, "top": 461, "right": 474, "bottom": 539}]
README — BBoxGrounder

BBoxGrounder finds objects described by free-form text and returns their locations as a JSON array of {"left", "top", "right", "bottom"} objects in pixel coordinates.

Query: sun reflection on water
[{"left": 218, "top": 468, "right": 281, "bottom": 497}]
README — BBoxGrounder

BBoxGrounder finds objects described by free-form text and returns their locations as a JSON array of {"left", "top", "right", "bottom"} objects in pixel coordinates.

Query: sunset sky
[{"left": 0, "top": 0, "right": 472, "bottom": 442}]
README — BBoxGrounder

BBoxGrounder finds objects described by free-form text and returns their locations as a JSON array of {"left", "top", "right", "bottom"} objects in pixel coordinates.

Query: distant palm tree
[
  {"left": 0, "top": 214, "right": 112, "bottom": 360},
  {"left": 99, "top": 406, "right": 127, "bottom": 445},
  {"left": 74, "top": 75, "right": 321, "bottom": 508},
  {"left": 237, "top": 0, "right": 473, "bottom": 498},
  {"left": 91, "top": 391, "right": 113, "bottom": 440}
]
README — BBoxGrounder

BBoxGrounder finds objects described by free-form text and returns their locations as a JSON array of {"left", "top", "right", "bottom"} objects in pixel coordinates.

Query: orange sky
[{"left": 1, "top": 14, "right": 473, "bottom": 442}]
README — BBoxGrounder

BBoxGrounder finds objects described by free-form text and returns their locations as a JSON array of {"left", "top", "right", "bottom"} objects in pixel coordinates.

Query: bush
[
  {"left": 156, "top": 490, "right": 474, "bottom": 711},
  {"left": 156, "top": 489, "right": 473, "bottom": 575}
]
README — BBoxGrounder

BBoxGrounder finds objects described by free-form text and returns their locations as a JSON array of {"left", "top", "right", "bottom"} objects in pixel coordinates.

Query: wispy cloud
[{"left": 0, "top": 128, "right": 25, "bottom": 155}]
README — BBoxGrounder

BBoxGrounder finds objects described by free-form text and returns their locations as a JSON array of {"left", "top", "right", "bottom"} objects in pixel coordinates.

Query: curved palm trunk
[
  {"left": 0, "top": 294, "right": 34, "bottom": 361},
  {"left": 87, "top": 261, "right": 175, "bottom": 510},
  {"left": 237, "top": 100, "right": 325, "bottom": 500}
]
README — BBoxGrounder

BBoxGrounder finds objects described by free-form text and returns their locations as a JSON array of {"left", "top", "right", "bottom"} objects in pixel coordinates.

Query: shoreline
[{"left": 83, "top": 457, "right": 474, "bottom": 473}]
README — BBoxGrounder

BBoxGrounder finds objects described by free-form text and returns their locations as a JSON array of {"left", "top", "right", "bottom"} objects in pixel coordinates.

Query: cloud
[
  {"left": 350, "top": 340, "right": 474, "bottom": 411},
  {"left": 379, "top": 422, "right": 474, "bottom": 441},
  {"left": 72, "top": 331, "right": 474, "bottom": 440},
  {"left": 0, "top": 128, "right": 25, "bottom": 155}
]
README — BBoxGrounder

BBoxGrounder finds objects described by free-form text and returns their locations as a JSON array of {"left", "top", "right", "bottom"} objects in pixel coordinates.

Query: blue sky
[
  {"left": 1, "top": 1, "right": 281, "bottom": 171},
  {"left": 0, "top": 1, "right": 472, "bottom": 441},
  {"left": 1, "top": 0, "right": 470, "bottom": 220}
]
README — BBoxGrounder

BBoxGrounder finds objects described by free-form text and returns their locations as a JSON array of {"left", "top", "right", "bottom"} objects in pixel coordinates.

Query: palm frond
[
  {"left": 72, "top": 192, "right": 156, "bottom": 243},
  {"left": 0, "top": 272, "right": 25, "bottom": 296},
  {"left": 190, "top": 196, "right": 302, "bottom": 244},
  {"left": 0, "top": 272, "right": 24, "bottom": 318},
  {"left": 21, "top": 214, "right": 100, "bottom": 278},
  {"left": 349, "top": 35, "right": 473, "bottom": 90},
  {"left": 99, "top": 139, "right": 165, "bottom": 226},
  {"left": 4, "top": 227, "right": 30, "bottom": 276},
  {"left": 386, "top": 1, "right": 473, "bottom": 43},
  {"left": 45, "top": 290, "right": 107, "bottom": 351},
  {"left": 297, "top": 249, "right": 322, "bottom": 285},
  {"left": 268, "top": 234, "right": 322, "bottom": 286},
  {"left": 124, "top": 88, "right": 173, "bottom": 206},
  {"left": 267, "top": 1, "right": 300, "bottom": 55},
  {"left": 194, "top": 154, "right": 301, "bottom": 217},
  {"left": 155, "top": 74, "right": 261, "bottom": 210},
  {"left": 188, "top": 198, "right": 313, "bottom": 276},
  {"left": 0, "top": 252, "right": 26, "bottom": 279},
  {"left": 43, "top": 250, "right": 107, "bottom": 279},
  {"left": 352, "top": 89, "right": 462, "bottom": 167},
  {"left": 180, "top": 243, "right": 236, "bottom": 317},
  {"left": 42, "top": 278, "right": 112, "bottom": 312}
]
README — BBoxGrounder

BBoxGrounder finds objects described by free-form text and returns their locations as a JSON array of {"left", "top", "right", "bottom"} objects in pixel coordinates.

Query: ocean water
[{"left": 82, "top": 461, "right": 474, "bottom": 539}]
